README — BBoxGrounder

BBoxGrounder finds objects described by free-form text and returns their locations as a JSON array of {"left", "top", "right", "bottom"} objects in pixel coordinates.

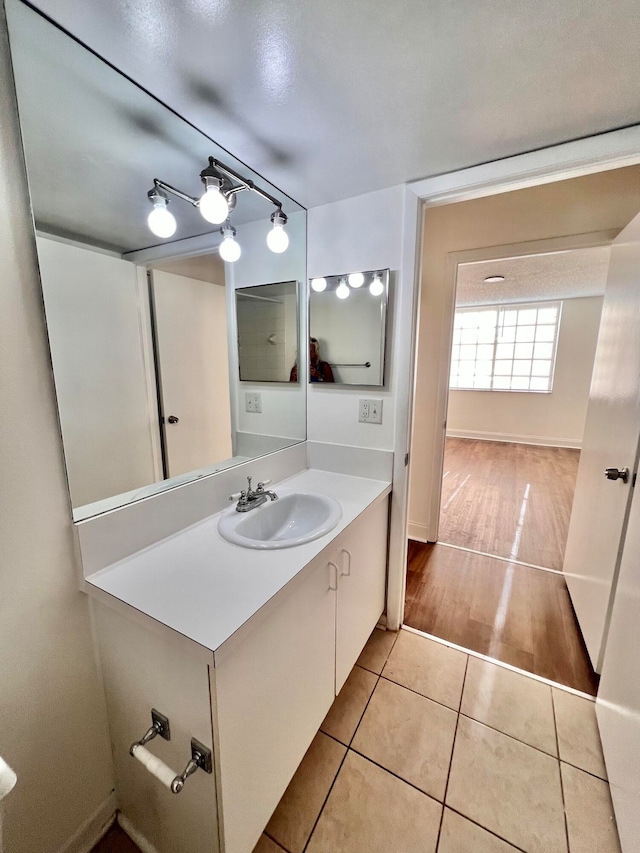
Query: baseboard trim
[
  {"left": 446, "top": 429, "right": 582, "bottom": 449},
  {"left": 407, "top": 522, "right": 429, "bottom": 543},
  {"left": 118, "top": 813, "right": 161, "bottom": 853},
  {"left": 55, "top": 792, "right": 117, "bottom": 853}
]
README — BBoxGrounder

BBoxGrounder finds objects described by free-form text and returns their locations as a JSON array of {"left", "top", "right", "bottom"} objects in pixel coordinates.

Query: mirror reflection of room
[
  {"left": 308, "top": 270, "right": 389, "bottom": 386},
  {"left": 7, "top": 0, "right": 307, "bottom": 521}
]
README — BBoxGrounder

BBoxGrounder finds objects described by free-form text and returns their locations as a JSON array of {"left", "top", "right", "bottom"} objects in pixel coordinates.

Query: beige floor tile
[
  {"left": 306, "top": 751, "right": 442, "bottom": 853},
  {"left": 553, "top": 688, "right": 607, "bottom": 779},
  {"left": 252, "top": 835, "right": 286, "bottom": 853},
  {"left": 446, "top": 716, "right": 567, "bottom": 853},
  {"left": 265, "top": 732, "right": 346, "bottom": 853},
  {"left": 438, "top": 809, "right": 520, "bottom": 852},
  {"left": 461, "top": 657, "right": 557, "bottom": 755},
  {"left": 352, "top": 677, "right": 457, "bottom": 801},
  {"left": 381, "top": 630, "right": 467, "bottom": 710},
  {"left": 356, "top": 627, "right": 398, "bottom": 674},
  {"left": 320, "top": 665, "right": 377, "bottom": 745},
  {"left": 562, "top": 762, "right": 621, "bottom": 853}
]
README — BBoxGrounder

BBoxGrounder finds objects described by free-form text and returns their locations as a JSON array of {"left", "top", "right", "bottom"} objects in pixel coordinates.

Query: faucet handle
[
  {"left": 256, "top": 479, "right": 272, "bottom": 491},
  {"left": 229, "top": 490, "right": 244, "bottom": 501}
]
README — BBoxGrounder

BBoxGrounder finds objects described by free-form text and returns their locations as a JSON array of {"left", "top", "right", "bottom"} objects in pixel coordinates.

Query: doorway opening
[{"left": 404, "top": 164, "right": 640, "bottom": 694}]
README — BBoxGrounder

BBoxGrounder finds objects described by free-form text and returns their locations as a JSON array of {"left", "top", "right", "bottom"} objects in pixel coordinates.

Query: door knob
[
  {"left": 604, "top": 467, "right": 629, "bottom": 483},
  {"left": 167, "top": 415, "right": 179, "bottom": 424}
]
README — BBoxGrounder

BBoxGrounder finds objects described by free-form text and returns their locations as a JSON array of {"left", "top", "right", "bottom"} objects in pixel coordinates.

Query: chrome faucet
[{"left": 229, "top": 477, "right": 279, "bottom": 512}]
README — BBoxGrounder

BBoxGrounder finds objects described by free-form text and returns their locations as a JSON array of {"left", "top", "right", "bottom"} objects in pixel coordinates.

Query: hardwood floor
[
  {"left": 404, "top": 541, "right": 598, "bottom": 695},
  {"left": 439, "top": 438, "right": 580, "bottom": 570}
]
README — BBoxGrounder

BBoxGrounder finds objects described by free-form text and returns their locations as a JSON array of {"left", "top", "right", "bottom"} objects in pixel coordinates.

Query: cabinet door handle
[
  {"left": 328, "top": 561, "right": 338, "bottom": 590},
  {"left": 341, "top": 548, "right": 352, "bottom": 577}
]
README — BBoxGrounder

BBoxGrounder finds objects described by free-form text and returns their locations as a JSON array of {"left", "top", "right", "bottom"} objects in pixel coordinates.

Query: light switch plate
[
  {"left": 245, "top": 392, "right": 262, "bottom": 413},
  {"left": 359, "top": 398, "right": 382, "bottom": 424}
]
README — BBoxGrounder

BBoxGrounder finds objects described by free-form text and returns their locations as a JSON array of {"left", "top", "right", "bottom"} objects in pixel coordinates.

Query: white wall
[
  {"left": 447, "top": 296, "right": 603, "bottom": 447},
  {"left": 36, "top": 237, "right": 160, "bottom": 507},
  {"left": 0, "top": 10, "right": 115, "bottom": 852},
  {"left": 226, "top": 212, "right": 307, "bottom": 442},
  {"left": 307, "top": 186, "right": 405, "bottom": 451}
]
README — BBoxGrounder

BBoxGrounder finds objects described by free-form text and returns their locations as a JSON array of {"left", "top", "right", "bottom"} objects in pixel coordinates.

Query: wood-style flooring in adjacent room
[
  {"left": 404, "top": 541, "right": 598, "bottom": 695},
  {"left": 439, "top": 438, "right": 580, "bottom": 570}
]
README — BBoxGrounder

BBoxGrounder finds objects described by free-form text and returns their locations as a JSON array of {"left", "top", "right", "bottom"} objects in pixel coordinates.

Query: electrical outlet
[
  {"left": 245, "top": 392, "right": 262, "bottom": 413},
  {"left": 359, "top": 398, "right": 383, "bottom": 424}
]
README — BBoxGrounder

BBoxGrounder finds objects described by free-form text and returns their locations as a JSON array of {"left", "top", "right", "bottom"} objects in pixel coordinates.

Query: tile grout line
[
  {"left": 435, "top": 653, "right": 470, "bottom": 849},
  {"left": 551, "top": 690, "right": 572, "bottom": 853},
  {"left": 262, "top": 832, "right": 290, "bottom": 853},
  {"left": 402, "top": 625, "right": 597, "bottom": 700},
  {"left": 443, "top": 806, "right": 529, "bottom": 853}
]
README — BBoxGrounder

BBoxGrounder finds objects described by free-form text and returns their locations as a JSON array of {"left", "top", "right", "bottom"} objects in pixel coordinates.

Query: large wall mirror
[
  {"left": 309, "top": 270, "right": 389, "bottom": 385},
  {"left": 6, "top": 0, "right": 307, "bottom": 520}
]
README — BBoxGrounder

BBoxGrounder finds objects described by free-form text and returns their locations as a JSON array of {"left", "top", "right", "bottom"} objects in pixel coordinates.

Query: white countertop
[{"left": 86, "top": 469, "right": 391, "bottom": 654}]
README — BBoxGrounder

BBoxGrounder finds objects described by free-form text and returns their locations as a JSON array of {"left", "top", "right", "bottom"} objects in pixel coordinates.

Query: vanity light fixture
[
  {"left": 147, "top": 188, "right": 177, "bottom": 238},
  {"left": 146, "top": 156, "right": 289, "bottom": 255},
  {"left": 311, "top": 277, "right": 327, "bottom": 292},
  {"left": 336, "top": 278, "right": 350, "bottom": 299},
  {"left": 484, "top": 275, "right": 505, "bottom": 283},
  {"left": 348, "top": 272, "right": 364, "bottom": 288},
  {"left": 266, "top": 209, "right": 289, "bottom": 253},
  {"left": 219, "top": 225, "right": 241, "bottom": 262},
  {"left": 369, "top": 273, "right": 384, "bottom": 296}
]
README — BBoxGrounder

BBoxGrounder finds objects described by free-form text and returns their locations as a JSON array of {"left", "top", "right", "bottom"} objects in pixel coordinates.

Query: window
[{"left": 450, "top": 301, "right": 561, "bottom": 392}]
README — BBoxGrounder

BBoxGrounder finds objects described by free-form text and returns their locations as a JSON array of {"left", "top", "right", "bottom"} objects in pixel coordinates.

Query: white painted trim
[
  {"left": 123, "top": 231, "right": 223, "bottom": 265},
  {"left": 385, "top": 187, "right": 422, "bottom": 631},
  {"left": 54, "top": 793, "right": 117, "bottom": 853},
  {"left": 392, "top": 127, "right": 640, "bottom": 640},
  {"left": 446, "top": 429, "right": 581, "bottom": 449},
  {"left": 135, "top": 266, "right": 164, "bottom": 482},
  {"left": 409, "top": 126, "right": 640, "bottom": 207},
  {"left": 408, "top": 521, "right": 429, "bottom": 543},
  {"left": 35, "top": 229, "right": 123, "bottom": 259},
  {"left": 401, "top": 626, "right": 595, "bottom": 700},
  {"left": 117, "top": 813, "right": 161, "bottom": 853}
]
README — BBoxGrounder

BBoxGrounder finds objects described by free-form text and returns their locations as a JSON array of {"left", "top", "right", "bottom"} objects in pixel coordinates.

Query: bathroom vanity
[{"left": 86, "top": 468, "right": 390, "bottom": 853}]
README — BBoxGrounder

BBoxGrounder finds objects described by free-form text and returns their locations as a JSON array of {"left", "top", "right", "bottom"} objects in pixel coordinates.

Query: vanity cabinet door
[
  {"left": 93, "top": 603, "right": 219, "bottom": 853},
  {"left": 335, "top": 496, "right": 389, "bottom": 692},
  {"left": 213, "top": 552, "right": 336, "bottom": 853}
]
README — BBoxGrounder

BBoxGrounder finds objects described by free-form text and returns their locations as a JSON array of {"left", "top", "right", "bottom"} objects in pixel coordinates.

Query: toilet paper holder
[{"left": 130, "top": 708, "right": 213, "bottom": 794}]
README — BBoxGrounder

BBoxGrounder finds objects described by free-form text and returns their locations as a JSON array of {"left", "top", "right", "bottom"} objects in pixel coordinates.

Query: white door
[
  {"left": 596, "top": 481, "right": 640, "bottom": 853},
  {"left": 563, "top": 212, "right": 640, "bottom": 671},
  {"left": 152, "top": 270, "right": 233, "bottom": 478}
]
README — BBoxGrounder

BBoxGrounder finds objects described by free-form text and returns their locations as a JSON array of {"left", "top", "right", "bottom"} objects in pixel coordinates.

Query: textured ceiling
[
  {"left": 456, "top": 247, "right": 611, "bottom": 306},
  {"left": 20, "top": 0, "right": 640, "bottom": 209}
]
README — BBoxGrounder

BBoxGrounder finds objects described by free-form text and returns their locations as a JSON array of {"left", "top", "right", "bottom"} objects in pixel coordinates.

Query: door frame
[{"left": 385, "top": 125, "right": 640, "bottom": 632}]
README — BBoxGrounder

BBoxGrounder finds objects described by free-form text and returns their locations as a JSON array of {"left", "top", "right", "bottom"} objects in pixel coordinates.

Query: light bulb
[
  {"left": 147, "top": 202, "right": 177, "bottom": 238},
  {"left": 336, "top": 279, "right": 350, "bottom": 299},
  {"left": 369, "top": 274, "right": 384, "bottom": 296},
  {"left": 311, "top": 277, "right": 327, "bottom": 292},
  {"left": 199, "top": 185, "right": 229, "bottom": 224},
  {"left": 267, "top": 223, "right": 289, "bottom": 253},
  {"left": 348, "top": 272, "right": 364, "bottom": 288},
  {"left": 219, "top": 226, "right": 241, "bottom": 262}
]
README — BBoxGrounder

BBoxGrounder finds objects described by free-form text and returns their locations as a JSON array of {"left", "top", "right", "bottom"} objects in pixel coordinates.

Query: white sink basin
[{"left": 218, "top": 491, "right": 342, "bottom": 549}]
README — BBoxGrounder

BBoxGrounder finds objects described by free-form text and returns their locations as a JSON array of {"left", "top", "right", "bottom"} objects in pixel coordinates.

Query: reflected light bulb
[
  {"left": 336, "top": 279, "right": 350, "bottom": 299},
  {"left": 199, "top": 185, "right": 229, "bottom": 224},
  {"left": 369, "top": 275, "right": 384, "bottom": 296},
  {"left": 219, "top": 227, "right": 241, "bottom": 262},
  {"left": 311, "top": 277, "right": 327, "bottom": 292},
  {"left": 267, "top": 223, "right": 289, "bottom": 253},
  {"left": 147, "top": 202, "right": 177, "bottom": 239},
  {"left": 348, "top": 272, "right": 364, "bottom": 288}
]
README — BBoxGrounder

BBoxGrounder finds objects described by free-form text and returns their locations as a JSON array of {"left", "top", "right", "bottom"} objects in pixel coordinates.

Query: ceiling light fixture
[
  {"left": 219, "top": 225, "right": 241, "bottom": 263},
  {"left": 369, "top": 273, "right": 384, "bottom": 296},
  {"left": 336, "top": 279, "right": 350, "bottom": 299},
  {"left": 266, "top": 209, "right": 289, "bottom": 253},
  {"left": 146, "top": 188, "right": 177, "bottom": 238},
  {"left": 146, "top": 156, "right": 289, "bottom": 256},
  {"left": 484, "top": 275, "right": 505, "bottom": 283},
  {"left": 348, "top": 272, "right": 364, "bottom": 288},
  {"left": 311, "top": 277, "right": 327, "bottom": 292}
]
